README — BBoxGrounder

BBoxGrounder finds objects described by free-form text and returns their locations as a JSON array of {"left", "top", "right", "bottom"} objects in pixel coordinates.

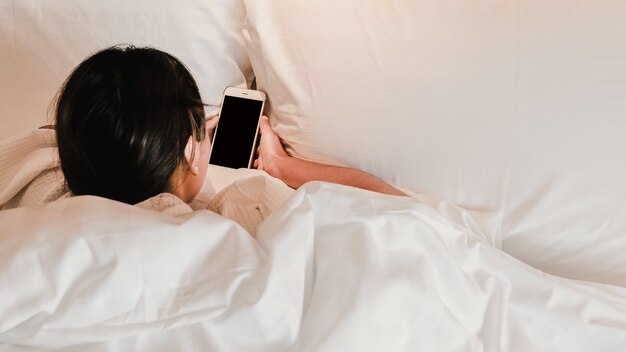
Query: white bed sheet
[{"left": 2, "top": 182, "right": 625, "bottom": 351}]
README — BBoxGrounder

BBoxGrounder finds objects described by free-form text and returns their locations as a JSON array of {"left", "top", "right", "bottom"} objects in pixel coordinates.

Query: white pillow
[
  {"left": 0, "top": 0, "right": 252, "bottom": 140},
  {"left": 243, "top": 1, "right": 626, "bottom": 285}
]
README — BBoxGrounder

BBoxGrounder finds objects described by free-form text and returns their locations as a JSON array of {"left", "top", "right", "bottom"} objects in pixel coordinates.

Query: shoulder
[{"left": 135, "top": 192, "right": 193, "bottom": 217}]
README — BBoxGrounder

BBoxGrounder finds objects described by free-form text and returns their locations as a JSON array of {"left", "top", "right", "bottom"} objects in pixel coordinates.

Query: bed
[{"left": 1, "top": 0, "right": 626, "bottom": 351}]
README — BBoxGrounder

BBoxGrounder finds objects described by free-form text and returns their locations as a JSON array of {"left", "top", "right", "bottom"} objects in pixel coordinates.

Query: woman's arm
[{"left": 254, "top": 116, "right": 406, "bottom": 197}]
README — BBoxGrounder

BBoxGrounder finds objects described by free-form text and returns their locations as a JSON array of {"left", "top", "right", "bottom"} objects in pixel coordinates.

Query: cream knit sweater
[
  {"left": 0, "top": 129, "right": 294, "bottom": 235},
  {"left": 0, "top": 129, "right": 69, "bottom": 210}
]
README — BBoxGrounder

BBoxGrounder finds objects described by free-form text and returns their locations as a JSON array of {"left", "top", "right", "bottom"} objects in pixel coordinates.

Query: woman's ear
[{"left": 184, "top": 136, "right": 200, "bottom": 175}]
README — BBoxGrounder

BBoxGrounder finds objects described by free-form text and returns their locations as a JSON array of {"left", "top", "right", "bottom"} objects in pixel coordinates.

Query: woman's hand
[
  {"left": 254, "top": 116, "right": 289, "bottom": 178},
  {"left": 254, "top": 116, "right": 406, "bottom": 196}
]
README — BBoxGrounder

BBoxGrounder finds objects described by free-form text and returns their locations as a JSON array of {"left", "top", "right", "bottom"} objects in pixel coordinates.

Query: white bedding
[
  {"left": 243, "top": 0, "right": 626, "bottom": 286},
  {"left": 0, "top": 0, "right": 252, "bottom": 140},
  {"left": 2, "top": 183, "right": 625, "bottom": 351},
  {"left": 2, "top": 1, "right": 626, "bottom": 350}
]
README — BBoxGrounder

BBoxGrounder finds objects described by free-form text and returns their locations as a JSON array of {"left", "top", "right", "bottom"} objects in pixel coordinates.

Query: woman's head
[{"left": 55, "top": 46, "right": 210, "bottom": 204}]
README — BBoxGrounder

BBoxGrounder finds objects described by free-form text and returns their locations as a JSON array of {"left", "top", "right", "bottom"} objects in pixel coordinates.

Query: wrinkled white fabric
[
  {"left": 0, "top": 196, "right": 301, "bottom": 351},
  {"left": 2, "top": 182, "right": 625, "bottom": 351},
  {"left": 242, "top": 0, "right": 626, "bottom": 286}
]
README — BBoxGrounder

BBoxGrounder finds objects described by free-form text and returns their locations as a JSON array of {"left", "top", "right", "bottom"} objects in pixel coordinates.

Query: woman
[{"left": 54, "top": 46, "right": 404, "bottom": 206}]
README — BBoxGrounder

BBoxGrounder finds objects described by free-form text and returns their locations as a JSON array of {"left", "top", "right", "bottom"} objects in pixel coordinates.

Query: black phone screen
[{"left": 209, "top": 95, "right": 263, "bottom": 169}]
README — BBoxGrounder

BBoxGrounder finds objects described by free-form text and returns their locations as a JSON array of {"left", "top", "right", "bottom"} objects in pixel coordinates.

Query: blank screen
[{"left": 209, "top": 95, "right": 263, "bottom": 169}]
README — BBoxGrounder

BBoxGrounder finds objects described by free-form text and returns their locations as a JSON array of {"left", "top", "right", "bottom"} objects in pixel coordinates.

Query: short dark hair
[{"left": 54, "top": 46, "right": 206, "bottom": 204}]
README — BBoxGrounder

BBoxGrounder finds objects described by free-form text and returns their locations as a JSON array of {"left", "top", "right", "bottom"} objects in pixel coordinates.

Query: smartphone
[{"left": 208, "top": 87, "right": 266, "bottom": 169}]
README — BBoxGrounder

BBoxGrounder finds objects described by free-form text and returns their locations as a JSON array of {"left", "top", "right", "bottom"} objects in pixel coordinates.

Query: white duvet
[{"left": 1, "top": 182, "right": 626, "bottom": 351}]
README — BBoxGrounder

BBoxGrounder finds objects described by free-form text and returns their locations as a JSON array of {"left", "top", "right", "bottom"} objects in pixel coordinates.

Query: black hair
[{"left": 54, "top": 46, "right": 206, "bottom": 204}]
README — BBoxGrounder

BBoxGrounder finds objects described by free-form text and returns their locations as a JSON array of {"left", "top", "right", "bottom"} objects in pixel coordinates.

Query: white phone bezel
[{"left": 209, "top": 86, "right": 266, "bottom": 169}]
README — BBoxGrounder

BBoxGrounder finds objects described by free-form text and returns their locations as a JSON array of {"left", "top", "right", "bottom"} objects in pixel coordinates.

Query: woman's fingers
[
  {"left": 257, "top": 116, "right": 288, "bottom": 157},
  {"left": 255, "top": 115, "right": 288, "bottom": 176},
  {"left": 258, "top": 115, "right": 270, "bottom": 135},
  {"left": 254, "top": 158, "right": 263, "bottom": 170}
]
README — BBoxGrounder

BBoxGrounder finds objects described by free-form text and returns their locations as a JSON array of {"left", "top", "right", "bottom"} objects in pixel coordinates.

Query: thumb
[{"left": 259, "top": 115, "right": 271, "bottom": 135}]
